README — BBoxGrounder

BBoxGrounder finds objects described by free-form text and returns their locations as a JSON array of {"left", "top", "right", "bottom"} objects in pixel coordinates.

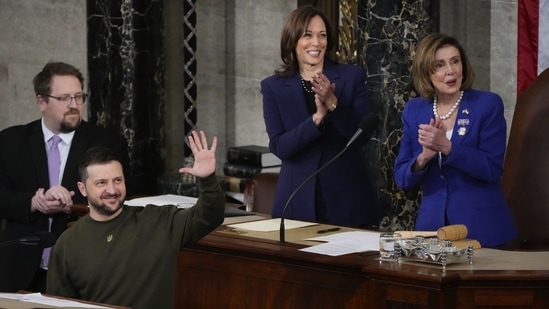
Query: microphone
[
  {"left": 0, "top": 231, "right": 57, "bottom": 248},
  {"left": 346, "top": 114, "right": 381, "bottom": 147},
  {"left": 279, "top": 114, "right": 380, "bottom": 242}
]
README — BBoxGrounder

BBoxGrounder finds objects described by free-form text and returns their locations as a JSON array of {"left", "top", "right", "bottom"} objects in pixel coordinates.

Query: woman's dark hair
[
  {"left": 275, "top": 6, "right": 337, "bottom": 77},
  {"left": 411, "top": 33, "right": 475, "bottom": 98}
]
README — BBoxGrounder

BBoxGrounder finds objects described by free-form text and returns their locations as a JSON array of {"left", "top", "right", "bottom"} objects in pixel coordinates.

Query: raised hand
[{"left": 178, "top": 130, "right": 217, "bottom": 178}]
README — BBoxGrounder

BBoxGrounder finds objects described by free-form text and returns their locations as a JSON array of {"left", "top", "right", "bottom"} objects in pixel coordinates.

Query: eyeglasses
[{"left": 42, "top": 93, "right": 88, "bottom": 105}]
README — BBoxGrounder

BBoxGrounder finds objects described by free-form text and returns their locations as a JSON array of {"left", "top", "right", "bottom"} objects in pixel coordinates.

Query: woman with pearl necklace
[{"left": 393, "top": 33, "right": 517, "bottom": 247}]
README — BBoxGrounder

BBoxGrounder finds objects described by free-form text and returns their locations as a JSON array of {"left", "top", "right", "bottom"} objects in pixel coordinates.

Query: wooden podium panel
[
  {"left": 175, "top": 223, "right": 549, "bottom": 308},
  {"left": 176, "top": 232, "right": 371, "bottom": 308},
  {"left": 365, "top": 260, "right": 549, "bottom": 309}
]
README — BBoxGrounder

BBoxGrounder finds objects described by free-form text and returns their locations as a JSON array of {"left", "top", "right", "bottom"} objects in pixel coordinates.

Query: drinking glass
[{"left": 379, "top": 232, "right": 402, "bottom": 261}]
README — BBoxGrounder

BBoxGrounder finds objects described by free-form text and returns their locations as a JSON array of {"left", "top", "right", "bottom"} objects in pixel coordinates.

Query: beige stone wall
[
  {"left": 162, "top": 0, "right": 295, "bottom": 172},
  {"left": 0, "top": 1, "right": 87, "bottom": 129},
  {"left": 193, "top": 0, "right": 295, "bottom": 173},
  {"left": 439, "top": 0, "right": 518, "bottom": 138},
  {"left": 0, "top": 0, "right": 520, "bottom": 173},
  {"left": 490, "top": 0, "right": 518, "bottom": 134}
]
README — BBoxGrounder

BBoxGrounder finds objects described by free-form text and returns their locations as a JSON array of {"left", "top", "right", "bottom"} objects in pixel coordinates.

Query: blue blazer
[
  {"left": 261, "top": 60, "right": 382, "bottom": 227},
  {"left": 394, "top": 89, "right": 516, "bottom": 246}
]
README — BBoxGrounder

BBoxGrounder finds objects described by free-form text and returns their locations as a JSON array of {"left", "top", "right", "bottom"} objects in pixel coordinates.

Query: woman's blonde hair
[{"left": 411, "top": 33, "right": 475, "bottom": 98}]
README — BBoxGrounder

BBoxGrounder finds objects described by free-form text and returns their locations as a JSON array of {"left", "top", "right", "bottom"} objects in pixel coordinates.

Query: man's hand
[
  {"left": 178, "top": 130, "right": 217, "bottom": 178},
  {"left": 31, "top": 186, "right": 75, "bottom": 214}
]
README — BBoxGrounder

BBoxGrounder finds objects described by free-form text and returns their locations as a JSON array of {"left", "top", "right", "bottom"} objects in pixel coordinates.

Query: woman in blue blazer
[
  {"left": 261, "top": 6, "right": 382, "bottom": 227},
  {"left": 394, "top": 33, "right": 516, "bottom": 246}
]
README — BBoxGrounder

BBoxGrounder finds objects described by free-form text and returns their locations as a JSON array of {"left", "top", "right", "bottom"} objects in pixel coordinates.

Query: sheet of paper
[
  {"left": 0, "top": 293, "right": 22, "bottom": 300},
  {"left": 0, "top": 292, "right": 112, "bottom": 308},
  {"left": 300, "top": 230, "right": 382, "bottom": 256},
  {"left": 125, "top": 194, "right": 197, "bottom": 207},
  {"left": 227, "top": 218, "right": 317, "bottom": 232},
  {"left": 223, "top": 214, "right": 266, "bottom": 225}
]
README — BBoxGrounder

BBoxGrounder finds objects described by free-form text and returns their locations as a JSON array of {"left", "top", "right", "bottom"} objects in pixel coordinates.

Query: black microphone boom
[
  {"left": 0, "top": 231, "right": 57, "bottom": 248},
  {"left": 346, "top": 114, "right": 381, "bottom": 147},
  {"left": 279, "top": 114, "right": 380, "bottom": 242}
]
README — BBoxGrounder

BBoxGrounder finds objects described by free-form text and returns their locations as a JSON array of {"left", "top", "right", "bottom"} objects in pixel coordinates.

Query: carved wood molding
[{"left": 337, "top": 0, "right": 357, "bottom": 64}]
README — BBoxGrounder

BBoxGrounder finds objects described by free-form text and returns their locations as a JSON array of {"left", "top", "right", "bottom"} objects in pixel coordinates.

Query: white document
[
  {"left": 125, "top": 194, "right": 198, "bottom": 207},
  {"left": 0, "top": 292, "right": 112, "bottom": 308},
  {"left": 227, "top": 218, "right": 316, "bottom": 232},
  {"left": 300, "top": 230, "right": 382, "bottom": 256},
  {"left": 225, "top": 191, "right": 244, "bottom": 203}
]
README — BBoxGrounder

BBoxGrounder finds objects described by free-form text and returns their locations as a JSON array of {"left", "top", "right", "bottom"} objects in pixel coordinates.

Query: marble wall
[
  {"left": 357, "top": 0, "right": 435, "bottom": 231},
  {"left": 177, "top": 0, "right": 520, "bottom": 191},
  {"left": 0, "top": 1, "right": 519, "bottom": 219},
  {"left": 356, "top": 0, "right": 518, "bottom": 230},
  {"left": 87, "top": 0, "right": 166, "bottom": 195}
]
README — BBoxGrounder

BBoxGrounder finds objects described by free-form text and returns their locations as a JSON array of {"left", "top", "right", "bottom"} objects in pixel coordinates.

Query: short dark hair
[
  {"left": 32, "top": 62, "right": 84, "bottom": 99},
  {"left": 78, "top": 146, "right": 121, "bottom": 182},
  {"left": 411, "top": 33, "right": 475, "bottom": 98},
  {"left": 276, "top": 5, "right": 337, "bottom": 77}
]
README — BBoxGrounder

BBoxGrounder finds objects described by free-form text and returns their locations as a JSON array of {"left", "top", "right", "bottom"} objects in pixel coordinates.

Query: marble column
[
  {"left": 87, "top": 0, "right": 166, "bottom": 195},
  {"left": 357, "top": 0, "right": 436, "bottom": 231}
]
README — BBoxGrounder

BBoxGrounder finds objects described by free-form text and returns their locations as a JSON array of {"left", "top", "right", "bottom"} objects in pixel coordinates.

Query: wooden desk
[
  {"left": 175, "top": 222, "right": 549, "bottom": 308},
  {"left": 365, "top": 258, "right": 549, "bottom": 308}
]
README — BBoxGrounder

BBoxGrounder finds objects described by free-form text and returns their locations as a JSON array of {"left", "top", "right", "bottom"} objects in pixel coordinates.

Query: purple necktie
[
  {"left": 42, "top": 135, "right": 61, "bottom": 269},
  {"left": 48, "top": 135, "right": 61, "bottom": 187}
]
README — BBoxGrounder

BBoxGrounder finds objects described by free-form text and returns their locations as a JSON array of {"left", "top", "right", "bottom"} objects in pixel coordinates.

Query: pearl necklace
[
  {"left": 433, "top": 91, "right": 463, "bottom": 120},
  {"left": 300, "top": 76, "right": 314, "bottom": 94}
]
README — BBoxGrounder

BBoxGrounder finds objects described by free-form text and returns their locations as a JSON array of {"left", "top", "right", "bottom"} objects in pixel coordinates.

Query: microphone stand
[
  {"left": 0, "top": 237, "right": 40, "bottom": 248},
  {"left": 0, "top": 239, "right": 21, "bottom": 248},
  {"left": 278, "top": 114, "right": 380, "bottom": 243},
  {"left": 0, "top": 231, "right": 56, "bottom": 248},
  {"left": 279, "top": 145, "right": 350, "bottom": 243}
]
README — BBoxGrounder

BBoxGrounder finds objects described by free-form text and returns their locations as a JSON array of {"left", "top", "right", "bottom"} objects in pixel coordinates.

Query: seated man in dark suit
[{"left": 0, "top": 62, "right": 132, "bottom": 293}]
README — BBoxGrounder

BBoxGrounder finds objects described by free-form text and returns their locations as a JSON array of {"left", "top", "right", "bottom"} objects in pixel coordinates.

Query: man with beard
[
  {"left": 46, "top": 131, "right": 224, "bottom": 309},
  {"left": 0, "top": 62, "right": 131, "bottom": 293}
]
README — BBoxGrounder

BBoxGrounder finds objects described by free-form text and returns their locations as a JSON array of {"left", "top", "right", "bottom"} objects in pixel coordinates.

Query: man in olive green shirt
[{"left": 46, "top": 130, "right": 225, "bottom": 309}]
